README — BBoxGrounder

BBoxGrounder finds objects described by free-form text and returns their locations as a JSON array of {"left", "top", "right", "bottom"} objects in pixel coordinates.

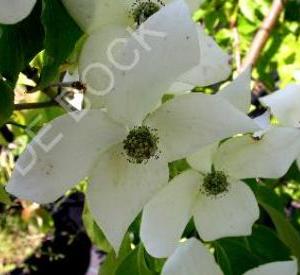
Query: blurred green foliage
[{"left": 0, "top": 0, "right": 300, "bottom": 274}]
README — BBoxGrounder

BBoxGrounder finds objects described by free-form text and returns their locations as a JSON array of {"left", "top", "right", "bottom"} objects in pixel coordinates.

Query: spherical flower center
[
  {"left": 202, "top": 170, "right": 229, "bottom": 197},
  {"left": 131, "top": 0, "right": 164, "bottom": 25},
  {"left": 123, "top": 126, "right": 159, "bottom": 164}
]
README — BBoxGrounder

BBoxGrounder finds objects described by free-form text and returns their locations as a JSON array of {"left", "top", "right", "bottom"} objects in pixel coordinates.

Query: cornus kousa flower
[
  {"left": 259, "top": 84, "right": 300, "bottom": 169},
  {"left": 6, "top": 2, "right": 258, "bottom": 253},
  {"left": 194, "top": 76, "right": 300, "bottom": 182},
  {"left": 62, "top": 0, "right": 231, "bottom": 107},
  {"left": 162, "top": 238, "right": 298, "bottom": 275},
  {"left": 140, "top": 68, "right": 300, "bottom": 258},
  {"left": 215, "top": 89, "right": 300, "bottom": 181},
  {"left": 0, "top": 0, "right": 36, "bottom": 24}
]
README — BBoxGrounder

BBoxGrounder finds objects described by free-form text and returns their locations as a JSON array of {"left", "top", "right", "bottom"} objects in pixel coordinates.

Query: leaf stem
[{"left": 14, "top": 101, "right": 59, "bottom": 110}]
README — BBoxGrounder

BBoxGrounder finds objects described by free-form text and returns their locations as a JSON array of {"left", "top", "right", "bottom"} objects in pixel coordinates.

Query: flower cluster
[{"left": 4, "top": 0, "right": 300, "bottom": 274}]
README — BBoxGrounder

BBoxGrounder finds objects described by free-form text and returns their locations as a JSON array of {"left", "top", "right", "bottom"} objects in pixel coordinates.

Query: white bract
[
  {"left": 6, "top": 1, "right": 258, "bottom": 254},
  {"left": 62, "top": 0, "right": 202, "bottom": 34},
  {"left": 140, "top": 69, "right": 300, "bottom": 258},
  {"left": 260, "top": 84, "right": 300, "bottom": 170},
  {"left": 62, "top": 0, "right": 231, "bottom": 107},
  {"left": 140, "top": 143, "right": 260, "bottom": 258},
  {"left": 204, "top": 74, "right": 300, "bottom": 180},
  {"left": 0, "top": 0, "right": 36, "bottom": 24},
  {"left": 162, "top": 238, "right": 298, "bottom": 275}
]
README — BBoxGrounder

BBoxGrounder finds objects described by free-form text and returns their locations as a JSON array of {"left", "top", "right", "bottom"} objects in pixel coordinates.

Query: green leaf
[
  {"left": 115, "top": 245, "right": 156, "bottom": 275},
  {"left": 215, "top": 239, "right": 260, "bottom": 275},
  {"left": 115, "top": 247, "right": 140, "bottom": 275},
  {"left": 168, "top": 159, "right": 190, "bottom": 180},
  {"left": 0, "top": 80, "right": 13, "bottom": 127},
  {"left": 39, "top": 0, "right": 83, "bottom": 88},
  {"left": 246, "top": 179, "right": 284, "bottom": 211},
  {"left": 260, "top": 202, "right": 300, "bottom": 263},
  {"left": 82, "top": 202, "right": 112, "bottom": 253},
  {"left": 239, "top": 0, "right": 257, "bottom": 22},
  {"left": 0, "top": 2, "right": 44, "bottom": 84},
  {"left": 137, "top": 245, "right": 157, "bottom": 275},
  {"left": 249, "top": 182, "right": 300, "bottom": 264},
  {"left": 245, "top": 225, "right": 291, "bottom": 262},
  {"left": 215, "top": 225, "right": 291, "bottom": 275},
  {"left": 100, "top": 234, "right": 132, "bottom": 275},
  {"left": 0, "top": 185, "right": 11, "bottom": 204}
]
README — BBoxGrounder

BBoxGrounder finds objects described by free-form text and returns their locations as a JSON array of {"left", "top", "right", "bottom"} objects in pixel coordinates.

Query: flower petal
[
  {"left": 145, "top": 93, "right": 259, "bottom": 162},
  {"left": 162, "top": 238, "right": 223, "bottom": 275},
  {"left": 176, "top": 24, "right": 231, "bottom": 88},
  {"left": 169, "top": 81, "right": 194, "bottom": 94},
  {"left": 214, "top": 127, "right": 300, "bottom": 179},
  {"left": 140, "top": 170, "right": 200, "bottom": 258},
  {"left": 253, "top": 110, "right": 271, "bottom": 130},
  {"left": 104, "top": 0, "right": 200, "bottom": 127},
  {"left": 187, "top": 143, "right": 218, "bottom": 174},
  {"left": 6, "top": 110, "right": 126, "bottom": 203},
  {"left": 193, "top": 180, "right": 259, "bottom": 241},
  {"left": 62, "top": 0, "right": 202, "bottom": 34},
  {"left": 259, "top": 84, "right": 300, "bottom": 128},
  {"left": 252, "top": 110, "right": 271, "bottom": 139},
  {"left": 243, "top": 260, "right": 298, "bottom": 275},
  {"left": 217, "top": 67, "right": 251, "bottom": 114},
  {"left": 79, "top": 25, "right": 129, "bottom": 108},
  {"left": 62, "top": 0, "right": 133, "bottom": 33},
  {"left": 184, "top": 0, "right": 204, "bottom": 11},
  {"left": 0, "top": 0, "right": 36, "bottom": 24},
  {"left": 87, "top": 144, "right": 169, "bottom": 253}
]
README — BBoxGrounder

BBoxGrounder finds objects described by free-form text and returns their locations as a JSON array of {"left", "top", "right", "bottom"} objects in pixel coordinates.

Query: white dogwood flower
[
  {"left": 162, "top": 238, "right": 297, "bottom": 275},
  {"left": 6, "top": 2, "right": 258, "bottom": 254},
  {"left": 0, "top": 0, "right": 36, "bottom": 24},
  {"left": 204, "top": 76, "right": 300, "bottom": 181},
  {"left": 260, "top": 84, "right": 300, "bottom": 169},
  {"left": 140, "top": 69, "right": 300, "bottom": 258},
  {"left": 140, "top": 145, "right": 260, "bottom": 258},
  {"left": 62, "top": 0, "right": 231, "bottom": 107}
]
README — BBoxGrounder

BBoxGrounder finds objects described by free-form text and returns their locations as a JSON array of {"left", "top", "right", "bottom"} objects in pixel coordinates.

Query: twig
[
  {"left": 241, "top": 0, "right": 286, "bottom": 70},
  {"left": 6, "top": 121, "right": 27, "bottom": 129},
  {"left": 14, "top": 101, "right": 59, "bottom": 111},
  {"left": 230, "top": 10, "right": 242, "bottom": 72}
]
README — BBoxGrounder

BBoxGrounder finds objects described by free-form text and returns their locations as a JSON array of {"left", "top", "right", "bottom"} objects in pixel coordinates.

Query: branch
[
  {"left": 230, "top": 10, "right": 242, "bottom": 71},
  {"left": 241, "top": 0, "right": 286, "bottom": 70},
  {"left": 14, "top": 101, "right": 59, "bottom": 111}
]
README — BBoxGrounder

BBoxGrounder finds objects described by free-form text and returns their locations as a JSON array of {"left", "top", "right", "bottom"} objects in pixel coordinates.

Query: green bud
[
  {"left": 123, "top": 125, "right": 160, "bottom": 164},
  {"left": 202, "top": 170, "right": 229, "bottom": 197}
]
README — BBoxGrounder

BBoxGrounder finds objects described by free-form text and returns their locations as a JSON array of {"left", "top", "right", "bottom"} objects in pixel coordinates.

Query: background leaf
[
  {"left": 0, "top": 185, "right": 11, "bottom": 204},
  {"left": 82, "top": 202, "right": 112, "bottom": 253},
  {"left": 0, "top": 80, "right": 13, "bottom": 127},
  {"left": 0, "top": 2, "right": 44, "bottom": 84},
  {"left": 260, "top": 202, "right": 300, "bottom": 263},
  {"left": 215, "top": 225, "right": 292, "bottom": 275},
  {"left": 39, "top": 0, "right": 83, "bottom": 88}
]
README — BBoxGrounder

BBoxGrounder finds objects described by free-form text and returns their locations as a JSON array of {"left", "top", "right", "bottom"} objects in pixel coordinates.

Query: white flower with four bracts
[
  {"left": 162, "top": 238, "right": 297, "bottom": 275},
  {"left": 140, "top": 68, "right": 300, "bottom": 258},
  {"left": 6, "top": 1, "right": 258, "bottom": 253},
  {"left": 217, "top": 84, "right": 300, "bottom": 181}
]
